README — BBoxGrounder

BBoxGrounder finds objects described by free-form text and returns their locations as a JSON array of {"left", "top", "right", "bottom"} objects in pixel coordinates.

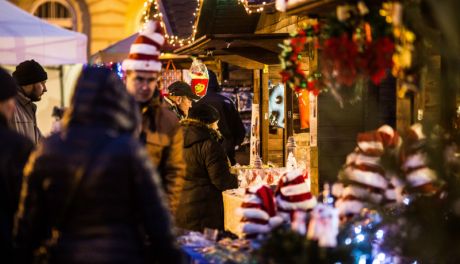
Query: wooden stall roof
[
  {"left": 284, "top": 0, "right": 339, "bottom": 16},
  {"left": 173, "top": 33, "right": 288, "bottom": 67},
  {"left": 160, "top": 0, "right": 198, "bottom": 39},
  {"left": 194, "top": 0, "right": 261, "bottom": 39}
]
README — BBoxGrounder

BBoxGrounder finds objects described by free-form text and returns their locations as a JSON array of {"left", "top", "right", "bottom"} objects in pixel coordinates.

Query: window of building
[{"left": 32, "top": 0, "right": 76, "bottom": 30}]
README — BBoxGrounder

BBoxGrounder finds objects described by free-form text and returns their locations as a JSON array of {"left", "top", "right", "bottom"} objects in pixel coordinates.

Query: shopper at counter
[
  {"left": 176, "top": 104, "right": 238, "bottom": 231},
  {"left": 194, "top": 71, "right": 246, "bottom": 165}
]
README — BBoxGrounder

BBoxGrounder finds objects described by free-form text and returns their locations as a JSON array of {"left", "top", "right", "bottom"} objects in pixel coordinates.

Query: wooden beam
[
  {"left": 261, "top": 66, "right": 269, "bottom": 163},
  {"left": 285, "top": 0, "right": 340, "bottom": 16},
  {"left": 216, "top": 55, "right": 264, "bottom": 70}
]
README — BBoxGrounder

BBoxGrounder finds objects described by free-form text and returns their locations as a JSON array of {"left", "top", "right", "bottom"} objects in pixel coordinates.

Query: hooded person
[
  {"left": 0, "top": 67, "right": 34, "bottom": 263},
  {"left": 14, "top": 67, "right": 182, "bottom": 264},
  {"left": 122, "top": 20, "right": 185, "bottom": 216},
  {"left": 176, "top": 104, "right": 238, "bottom": 231},
  {"left": 10, "top": 59, "right": 48, "bottom": 145},
  {"left": 194, "top": 70, "right": 246, "bottom": 165}
]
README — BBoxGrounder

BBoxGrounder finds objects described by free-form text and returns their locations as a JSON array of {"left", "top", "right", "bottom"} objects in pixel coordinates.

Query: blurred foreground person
[
  {"left": 194, "top": 71, "right": 245, "bottom": 165},
  {"left": 14, "top": 68, "right": 182, "bottom": 264},
  {"left": 11, "top": 60, "right": 48, "bottom": 145},
  {"left": 122, "top": 20, "right": 185, "bottom": 215},
  {"left": 176, "top": 104, "right": 238, "bottom": 231},
  {"left": 0, "top": 68, "right": 33, "bottom": 263}
]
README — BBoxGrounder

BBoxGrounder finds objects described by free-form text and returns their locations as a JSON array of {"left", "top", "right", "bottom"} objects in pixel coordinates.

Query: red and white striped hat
[
  {"left": 122, "top": 20, "right": 164, "bottom": 72},
  {"left": 238, "top": 185, "right": 283, "bottom": 237},
  {"left": 275, "top": 169, "right": 317, "bottom": 222},
  {"left": 401, "top": 123, "right": 438, "bottom": 192},
  {"left": 335, "top": 125, "right": 402, "bottom": 218}
]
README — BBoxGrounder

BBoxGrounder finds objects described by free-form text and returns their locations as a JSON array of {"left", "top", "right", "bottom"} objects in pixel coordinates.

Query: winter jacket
[
  {"left": 9, "top": 91, "right": 43, "bottom": 145},
  {"left": 163, "top": 97, "right": 186, "bottom": 120},
  {"left": 176, "top": 119, "right": 238, "bottom": 231},
  {"left": 140, "top": 97, "right": 186, "bottom": 216},
  {"left": 195, "top": 83, "right": 245, "bottom": 165},
  {"left": 0, "top": 114, "right": 33, "bottom": 262},
  {"left": 14, "top": 68, "right": 182, "bottom": 264}
]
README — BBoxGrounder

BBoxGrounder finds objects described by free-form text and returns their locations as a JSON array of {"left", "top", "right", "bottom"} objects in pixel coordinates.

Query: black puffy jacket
[
  {"left": 175, "top": 119, "right": 238, "bottom": 231},
  {"left": 194, "top": 72, "right": 246, "bottom": 165},
  {"left": 14, "top": 68, "right": 182, "bottom": 264}
]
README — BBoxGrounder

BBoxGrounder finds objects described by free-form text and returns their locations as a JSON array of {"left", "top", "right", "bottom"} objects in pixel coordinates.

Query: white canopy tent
[
  {"left": 0, "top": 0, "right": 87, "bottom": 135},
  {"left": 0, "top": 0, "right": 87, "bottom": 65}
]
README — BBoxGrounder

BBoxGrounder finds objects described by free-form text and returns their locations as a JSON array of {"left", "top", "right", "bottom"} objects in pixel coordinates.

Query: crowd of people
[{"left": 0, "top": 20, "right": 245, "bottom": 263}]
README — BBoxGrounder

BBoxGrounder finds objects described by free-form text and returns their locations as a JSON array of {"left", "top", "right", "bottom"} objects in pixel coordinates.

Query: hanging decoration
[
  {"left": 380, "top": 1, "right": 421, "bottom": 98},
  {"left": 279, "top": 20, "right": 321, "bottom": 96},
  {"left": 238, "top": 0, "right": 276, "bottom": 14},
  {"left": 320, "top": 1, "right": 395, "bottom": 105},
  {"left": 140, "top": 0, "right": 202, "bottom": 47},
  {"left": 188, "top": 58, "right": 209, "bottom": 98}
]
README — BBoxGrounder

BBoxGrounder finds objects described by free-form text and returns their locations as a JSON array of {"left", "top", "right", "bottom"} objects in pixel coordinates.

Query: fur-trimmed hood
[{"left": 180, "top": 118, "right": 223, "bottom": 147}]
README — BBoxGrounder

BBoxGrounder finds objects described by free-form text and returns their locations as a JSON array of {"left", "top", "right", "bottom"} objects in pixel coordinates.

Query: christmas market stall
[{"left": 174, "top": 0, "right": 460, "bottom": 263}]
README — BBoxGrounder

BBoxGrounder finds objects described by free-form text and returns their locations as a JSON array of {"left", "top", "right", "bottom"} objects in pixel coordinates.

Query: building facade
[{"left": 10, "top": 0, "right": 147, "bottom": 55}]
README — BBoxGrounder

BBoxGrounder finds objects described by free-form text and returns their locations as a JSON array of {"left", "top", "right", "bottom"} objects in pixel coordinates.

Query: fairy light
[
  {"left": 238, "top": 0, "right": 275, "bottom": 14},
  {"left": 140, "top": 0, "right": 203, "bottom": 47}
]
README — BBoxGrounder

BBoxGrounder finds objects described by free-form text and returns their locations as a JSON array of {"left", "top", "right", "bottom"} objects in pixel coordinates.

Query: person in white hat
[{"left": 122, "top": 20, "right": 185, "bottom": 218}]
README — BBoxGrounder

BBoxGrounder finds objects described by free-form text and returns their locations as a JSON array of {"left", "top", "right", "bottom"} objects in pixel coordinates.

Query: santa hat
[
  {"left": 238, "top": 185, "right": 283, "bottom": 238},
  {"left": 122, "top": 20, "right": 165, "bottom": 72},
  {"left": 275, "top": 169, "right": 317, "bottom": 222},
  {"left": 401, "top": 123, "right": 438, "bottom": 193},
  {"left": 335, "top": 125, "right": 402, "bottom": 219}
]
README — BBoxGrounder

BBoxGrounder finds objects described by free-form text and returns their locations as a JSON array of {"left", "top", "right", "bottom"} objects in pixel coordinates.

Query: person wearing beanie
[
  {"left": 0, "top": 67, "right": 33, "bottom": 262},
  {"left": 194, "top": 70, "right": 246, "bottom": 165},
  {"left": 176, "top": 104, "right": 238, "bottom": 231},
  {"left": 10, "top": 59, "right": 48, "bottom": 145},
  {"left": 164, "top": 81, "right": 200, "bottom": 120},
  {"left": 122, "top": 20, "right": 185, "bottom": 217}
]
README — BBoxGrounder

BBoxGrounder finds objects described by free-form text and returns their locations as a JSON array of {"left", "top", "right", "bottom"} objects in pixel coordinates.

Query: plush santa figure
[
  {"left": 275, "top": 168, "right": 317, "bottom": 222},
  {"left": 238, "top": 185, "right": 283, "bottom": 238},
  {"left": 307, "top": 204, "right": 339, "bottom": 247}
]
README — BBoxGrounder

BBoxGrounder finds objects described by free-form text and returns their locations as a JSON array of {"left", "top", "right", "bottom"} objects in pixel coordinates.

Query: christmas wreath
[{"left": 279, "top": 20, "right": 321, "bottom": 96}]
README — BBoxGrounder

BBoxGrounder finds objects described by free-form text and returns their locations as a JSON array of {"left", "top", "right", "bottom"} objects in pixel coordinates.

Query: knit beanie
[
  {"left": 188, "top": 104, "right": 219, "bottom": 124},
  {"left": 0, "top": 67, "right": 18, "bottom": 101},
  {"left": 13, "top": 59, "right": 48, "bottom": 86}
]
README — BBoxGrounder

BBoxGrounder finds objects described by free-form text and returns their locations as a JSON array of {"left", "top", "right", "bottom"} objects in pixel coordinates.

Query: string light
[
  {"left": 238, "top": 0, "right": 275, "bottom": 14},
  {"left": 141, "top": 0, "right": 203, "bottom": 47}
]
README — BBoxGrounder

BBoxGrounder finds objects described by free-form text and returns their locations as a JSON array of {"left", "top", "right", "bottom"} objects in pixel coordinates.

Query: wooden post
[{"left": 261, "top": 65, "right": 269, "bottom": 163}]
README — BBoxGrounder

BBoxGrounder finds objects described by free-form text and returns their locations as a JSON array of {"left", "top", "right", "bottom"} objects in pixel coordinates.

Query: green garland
[{"left": 279, "top": 21, "right": 321, "bottom": 96}]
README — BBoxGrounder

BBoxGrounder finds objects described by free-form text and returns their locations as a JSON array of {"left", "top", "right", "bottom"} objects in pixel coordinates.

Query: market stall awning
[
  {"left": 89, "top": 33, "right": 190, "bottom": 65},
  {"left": 0, "top": 0, "right": 87, "bottom": 66},
  {"left": 174, "top": 33, "right": 289, "bottom": 66}
]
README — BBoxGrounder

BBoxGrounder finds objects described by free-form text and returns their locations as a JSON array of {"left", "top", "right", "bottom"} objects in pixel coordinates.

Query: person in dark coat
[
  {"left": 194, "top": 70, "right": 246, "bottom": 165},
  {"left": 0, "top": 67, "right": 34, "bottom": 263},
  {"left": 14, "top": 68, "right": 182, "bottom": 264},
  {"left": 176, "top": 104, "right": 238, "bottom": 231}
]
